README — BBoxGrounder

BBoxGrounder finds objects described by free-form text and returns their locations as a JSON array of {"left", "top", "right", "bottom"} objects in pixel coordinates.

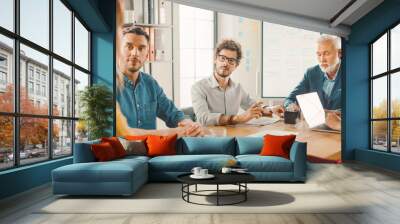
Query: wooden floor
[{"left": 1, "top": 162, "right": 400, "bottom": 224}]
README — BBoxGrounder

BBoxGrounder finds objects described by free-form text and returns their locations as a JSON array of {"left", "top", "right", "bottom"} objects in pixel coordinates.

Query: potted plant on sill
[{"left": 79, "top": 84, "right": 113, "bottom": 140}]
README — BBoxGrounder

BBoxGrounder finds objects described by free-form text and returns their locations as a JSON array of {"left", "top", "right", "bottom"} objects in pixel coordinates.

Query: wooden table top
[{"left": 207, "top": 120, "right": 341, "bottom": 161}]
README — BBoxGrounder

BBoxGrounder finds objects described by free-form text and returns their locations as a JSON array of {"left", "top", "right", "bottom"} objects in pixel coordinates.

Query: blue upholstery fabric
[
  {"left": 52, "top": 158, "right": 148, "bottom": 195},
  {"left": 236, "top": 155, "right": 293, "bottom": 172},
  {"left": 290, "top": 141, "right": 307, "bottom": 181},
  {"left": 53, "top": 138, "right": 307, "bottom": 196},
  {"left": 235, "top": 137, "right": 263, "bottom": 155},
  {"left": 177, "top": 137, "right": 235, "bottom": 155},
  {"left": 149, "top": 154, "right": 235, "bottom": 172},
  {"left": 73, "top": 140, "right": 100, "bottom": 163}
]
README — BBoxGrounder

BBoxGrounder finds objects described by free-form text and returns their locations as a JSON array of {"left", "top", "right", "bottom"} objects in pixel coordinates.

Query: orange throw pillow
[
  {"left": 91, "top": 142, "right": 117, "bottom": 162},
  {"left": 146, "top": 134, "right": 177, "bottom": 157},
  {"left": 101, "top": 137, "right": 126, "bottom": 158},
  {"left": 260, "top": 134, "right": 296, "bottom": 159},
  {"left": 125, "top": 135, "right": 149, "bottom": 141}
]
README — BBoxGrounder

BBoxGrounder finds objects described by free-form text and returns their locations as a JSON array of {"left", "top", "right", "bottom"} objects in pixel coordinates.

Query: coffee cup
[
  {"left": 221, "top": 167, "right": 232, "bottom": 173},
  {"left": 191, "top": 167, "right": 202, "bottom": 176},
  {"left": 284, "top": 111, "right": 299, "bottom": 124},
  {"left": 199, "top": 169, "right": 208, "bottom": 176}
]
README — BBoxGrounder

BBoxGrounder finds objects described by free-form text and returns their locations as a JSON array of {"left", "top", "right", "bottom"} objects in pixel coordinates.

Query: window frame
[
  {"left": 0, "top": 0, "right": 92, "bottom": 171},
  {"left": 370, "top": 20, "right": 400, "bottom": 154}
]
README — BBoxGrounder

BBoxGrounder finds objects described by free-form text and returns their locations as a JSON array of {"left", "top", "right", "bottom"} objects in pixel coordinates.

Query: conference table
[{"left": 207, "top": 120, "right": 341, "bottom": 161}]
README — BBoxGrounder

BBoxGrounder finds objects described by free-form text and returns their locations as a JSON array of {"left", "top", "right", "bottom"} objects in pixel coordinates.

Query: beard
[
  {"left": 319, "top": 59, "right": 340, "bottom": 74},
  {"left": 215, "top": 66, "right": 231, "bottom": 78},
  {"left": 128, "top": 66, "right": 141, "bottom": 73},
  {"left": 126, "top": 58, "right": 143, "bottom": 73}
]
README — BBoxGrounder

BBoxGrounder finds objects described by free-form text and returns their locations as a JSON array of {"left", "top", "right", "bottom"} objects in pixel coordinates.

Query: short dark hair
[
  {"left": 215, "top": 39, "right": 242, "bottom": 64},
  {"left": 122, "top": 24, "right": 150, "bottom": 42}
]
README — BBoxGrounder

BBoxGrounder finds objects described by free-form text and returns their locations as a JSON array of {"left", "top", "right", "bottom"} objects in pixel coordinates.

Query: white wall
[{"left": 217, "top": 13, "right": 261, "bottom": 100}]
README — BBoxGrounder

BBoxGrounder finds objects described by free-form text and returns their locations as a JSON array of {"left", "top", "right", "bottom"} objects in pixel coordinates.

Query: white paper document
[
  {"left": 296, "top": 92, "right": 325, "bottom": 128},
  {"left": 246, "top": 116, "right": 280, "bottom": 126}
]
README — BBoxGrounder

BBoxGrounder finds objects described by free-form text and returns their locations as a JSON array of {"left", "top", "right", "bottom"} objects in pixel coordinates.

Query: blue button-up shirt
[{"left": 117, "top": 72, "right": 185, "bottom": 129}]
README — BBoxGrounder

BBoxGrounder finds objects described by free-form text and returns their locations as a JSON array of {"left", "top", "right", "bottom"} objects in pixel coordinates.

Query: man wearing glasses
[{"left": 191, "top": 39, "right": 283, "bottom": 126}]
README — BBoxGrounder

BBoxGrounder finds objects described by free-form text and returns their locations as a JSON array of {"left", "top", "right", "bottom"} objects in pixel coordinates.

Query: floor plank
[{"left": 1, "top": 162, "right": 400, "bottom": 224}]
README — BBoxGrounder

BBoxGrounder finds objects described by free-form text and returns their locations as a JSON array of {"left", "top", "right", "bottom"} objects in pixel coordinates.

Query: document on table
[
  {"left": 231, "top": 116, "right": 281, "bottom": 127},
  {"left": 296, "top": 92, "right": 325, "bottom": 128}
]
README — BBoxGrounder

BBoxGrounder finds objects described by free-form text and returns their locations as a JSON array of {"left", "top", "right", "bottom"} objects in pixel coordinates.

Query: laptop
[{"left": 295, "top": 92, "right": 340, "bottom": 134}]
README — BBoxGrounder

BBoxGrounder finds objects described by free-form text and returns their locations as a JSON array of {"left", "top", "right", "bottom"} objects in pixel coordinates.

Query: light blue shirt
[
  {"left": 322, "top": 70, "right": 338, "bottom": 97},
  {"left": 117, "top": 72, "right": 185, "bottom": 129}
]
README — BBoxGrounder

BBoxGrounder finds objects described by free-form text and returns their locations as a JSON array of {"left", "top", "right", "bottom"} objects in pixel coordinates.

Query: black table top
[{"left": 177, "top": 172, "right": 255, "bottom": 185}]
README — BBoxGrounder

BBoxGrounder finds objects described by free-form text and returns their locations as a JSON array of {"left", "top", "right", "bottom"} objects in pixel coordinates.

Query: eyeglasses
[{"left": 217, "top": 54, "right": 238, "bottom": 65}]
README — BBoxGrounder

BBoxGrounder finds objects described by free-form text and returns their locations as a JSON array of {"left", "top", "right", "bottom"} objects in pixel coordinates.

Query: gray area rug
[{"left": 38, "top": 183, "right": 361, "bottom": 214}]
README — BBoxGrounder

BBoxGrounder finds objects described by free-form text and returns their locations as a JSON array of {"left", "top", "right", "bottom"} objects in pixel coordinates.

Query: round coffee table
[{"left": 177, "top": 173, "right": 255, "bottom": 206}]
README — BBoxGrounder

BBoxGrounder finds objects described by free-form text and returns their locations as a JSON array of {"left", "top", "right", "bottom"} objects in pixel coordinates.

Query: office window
[
  {"left": 0, "top": 0, "right": 13, "bottom": 32},
  {"left": 0, "top": 116, "right": 13, "bottom": 170},
  {"left": 53, "top": 59, "right": 72, "bottom": 117},
  {"left": 0, "top": 35, "right": 14, "bottom": 113},
  {"left": 20, "top": 0, "right": 49, "bottom": 49},
  {"left": 53, "top": 0, "right": 72, "bottom": 60},
  {"left": 178, "top": 4, "right": 214, "bottom": 107},
  {"left": 0, "top": 1, "right": 91, "bottom": 170},
  {"left": 370, "top": 22, "right": 400, "bottom": 153},
  {"left": 74, "top": 69, "right": 89, "bottom": 119},
  {"left": 75, "top": 18, "right": 89, "bottom": 70},
  {"left": 53, "top": 119, "right": 72, "bottom": 158},
  {"left": 262, "top": 22, "right": 322, "bottom": 97}
]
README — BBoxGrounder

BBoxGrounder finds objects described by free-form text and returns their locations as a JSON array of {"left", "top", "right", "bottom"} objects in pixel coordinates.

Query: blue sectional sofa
[{"left": 52, "top": 137, "right": 307, "bottom": 196}]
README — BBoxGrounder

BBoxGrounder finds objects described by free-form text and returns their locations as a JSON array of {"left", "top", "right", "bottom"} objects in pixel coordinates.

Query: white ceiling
[
  {"left": 223, "top": 0, "right": 353, "bottom": 23},
  {"left": 171, "top": 0, "right": 384, "bottom": 37}
]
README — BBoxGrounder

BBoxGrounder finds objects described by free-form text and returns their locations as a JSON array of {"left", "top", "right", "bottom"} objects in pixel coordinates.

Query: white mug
[
  {"left": 191, "top": 167, "right": 202, "bottom": 176},
  {"left": 221, "top": 167, "right": 232, "bottom": 174},
  {"left": 200, "top": 169, "right": 208, "bottom": 176}
]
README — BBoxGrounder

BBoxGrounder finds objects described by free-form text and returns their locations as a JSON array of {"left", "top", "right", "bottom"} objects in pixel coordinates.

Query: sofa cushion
[
  {"left": 118, "top": 138, "right": 147, "bottom": 156},
  {"left": 236, "top": 137, "right": 263, "bottom": 155},
  {"left": 91, "top": 142, "right": 118, "bottom": 161},
  {"left": 101, "top": 137, "right": 127, "bottom": 158},
  {"left": 260, "top": 134, "right": 296, "bottom": 159},
  {"left": 177, "top": 137, "right": 236, "bottom": 155},
  {"left": 147, "top": 134, "right": 177, "bottom": 157},
  {"left": 148, "top": 154, "right": 235, "bottom": 172},
  {"left": 74, "top": 140, "right": 100, "bottom": 163},
  {"left": 236, "top": 155, "right": 293, "bottom": 172},
  {"left": 52, "top": 159, "right": 147, "bottom": 183}
]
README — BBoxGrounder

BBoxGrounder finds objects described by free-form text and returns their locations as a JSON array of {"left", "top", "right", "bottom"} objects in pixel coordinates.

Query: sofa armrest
[
  {"left": 73, "top": 140, "right": 100, "bottom": 163},
  {"left": 289, "top": 141, "right": 307, "bottom": 181}
]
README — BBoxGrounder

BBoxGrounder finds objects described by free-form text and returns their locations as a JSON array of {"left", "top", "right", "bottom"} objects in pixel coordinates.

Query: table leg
[
  {"left": 245, "top": 183, "right": 247, "bottom": 201},
  {"left": 195, "top": 184, "right": 197, "bottom": 192},
  {"left": 217, "top": 184, "right": 219, "bottom": 206}
]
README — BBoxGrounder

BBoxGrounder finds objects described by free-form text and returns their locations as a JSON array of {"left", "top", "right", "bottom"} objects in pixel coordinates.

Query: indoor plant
[{"left": 79, "top": 84, "right": 113, "bottom": 140}]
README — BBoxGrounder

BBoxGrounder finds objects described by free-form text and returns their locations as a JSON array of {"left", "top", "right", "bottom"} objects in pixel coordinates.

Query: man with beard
[
  {"left": 284, "top": 35, "right": 342, "bottom": 130},
  {"left": 116, "top": 26, "right": 204, "bottom": 137},
  {"left": 191, "top": 39, "right": 283, "bottom": 126}
]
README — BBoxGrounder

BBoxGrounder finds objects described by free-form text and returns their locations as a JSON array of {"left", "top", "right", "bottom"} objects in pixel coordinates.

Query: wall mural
[{"left": 116, "top": 0, "right": 342, "bottom": 163}]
